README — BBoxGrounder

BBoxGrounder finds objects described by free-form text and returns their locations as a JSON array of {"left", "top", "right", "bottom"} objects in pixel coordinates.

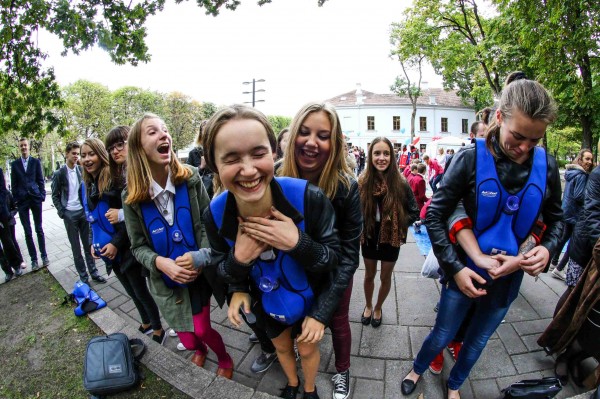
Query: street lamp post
[{"left": 242, "top": 79, "right": 265, "bottom": 107}]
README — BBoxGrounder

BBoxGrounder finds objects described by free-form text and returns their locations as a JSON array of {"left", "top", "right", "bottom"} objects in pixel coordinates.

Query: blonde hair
[
  {"left": 280, "top": 102, "right": 351, "bottom": 199},
  {"left": 125, "top": 113, "right": 192, "bottom": 204},
  {"left": 486, "top": 73, "right": 557, "bottom": 158},
  {"left": 81, "top": 138, "right": 112, "bottom": 197}
]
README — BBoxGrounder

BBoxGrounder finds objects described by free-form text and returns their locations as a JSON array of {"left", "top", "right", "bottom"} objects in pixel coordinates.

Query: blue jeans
[{"left": 413, "top": 281, "right": 512, "bottom": 390}]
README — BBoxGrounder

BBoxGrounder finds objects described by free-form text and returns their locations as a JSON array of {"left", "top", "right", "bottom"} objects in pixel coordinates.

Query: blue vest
[
  {"left": 72, "top": 280, "right": 107, "bottom": 316},
  {"left": 210, "top": 177, "right": 314, "bottom": 325},
  {"left": 81, "top": 183, "right": 117, "bottom": 264},
  {"left": 468, "top": 139, "right": 547, "bottom": 282},
  {"left": 140, "top": 183, "right": 198, "bottom": 288}
]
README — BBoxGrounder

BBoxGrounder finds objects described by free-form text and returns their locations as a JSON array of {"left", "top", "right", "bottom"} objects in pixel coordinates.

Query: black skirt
[{"left": 361, "top": 222, "right": 401, "bottom": 262}]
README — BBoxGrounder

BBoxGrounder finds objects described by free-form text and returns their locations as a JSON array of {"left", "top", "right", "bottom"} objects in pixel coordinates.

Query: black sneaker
[
  {"left": 152, "top": 329, "right": 167, "bottom": 345},
  {"left": 42, "top": 257, "right": 50, "bottom": 267},
  {"left": 14, "top": 268, "right": 23, "bottom": 277},
  {"left": 331, "top": 369, "right": 350, "bottom": 399},
  {"left": 250, "top": 351, "right": 277, "bottom": 373},
  {"left": 91, "top": 274, "right": 106, "bottom": 283},
  {"left": 303, "top": 387, "right": 319, "bottom": 399},
  {"left": 4, "top": 273, "right": 14, "bottom": 283},
  {"left": 138, "top": 324, "right": 153, "bottom": 335},
  {"left": 31, "top": 260, "right": 40, "bottom": 272},
  {"left": 248, "top": 332, "right": 259, "bottom": 344},
  {"left": 280, "top": 384, "right": 299, "bottom": 399}
]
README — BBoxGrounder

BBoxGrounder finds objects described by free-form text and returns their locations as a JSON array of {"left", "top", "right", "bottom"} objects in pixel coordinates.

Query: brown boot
[
  {"left": 191, "top": 352, "right": 206, "bottom": 368},
  {"left": 216, "top": 358, "right": 234, "bottom": 379}
]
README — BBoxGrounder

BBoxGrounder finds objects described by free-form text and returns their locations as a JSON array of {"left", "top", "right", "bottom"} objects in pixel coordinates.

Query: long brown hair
[
  {"left": 279, "top": 102, "right": 351, "bottom": 199},
  {"left": 105, "top": 126, "right": 129, "bottom": 188},
  {"left": 486, "top": 72, "right": 557, "bottom": 158},
  {"left": 125, "top": 113, "right": 192, "bottom": 204},
  {"left": 81, "top": 138, "right": 111, "bottom": 197},
  {"left": 359, "top": 137, "right": 409, "bottom": 238}
]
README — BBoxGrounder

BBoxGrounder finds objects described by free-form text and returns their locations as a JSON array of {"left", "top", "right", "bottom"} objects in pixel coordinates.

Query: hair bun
[{"left": 505, "top": 71, "right": 528, "bottom": 86}]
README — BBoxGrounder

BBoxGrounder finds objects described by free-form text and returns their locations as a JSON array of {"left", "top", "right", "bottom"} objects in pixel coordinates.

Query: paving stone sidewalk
[{"left": 0, "top": 187, "right": 591, "bottom": 399}]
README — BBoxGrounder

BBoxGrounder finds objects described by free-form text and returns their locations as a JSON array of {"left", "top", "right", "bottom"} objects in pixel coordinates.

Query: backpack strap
[{"left": 129, "top": 338, "right": 146, "bottom": 361}]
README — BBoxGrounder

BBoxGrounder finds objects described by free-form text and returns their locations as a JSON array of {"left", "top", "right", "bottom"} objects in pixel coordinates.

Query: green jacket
[{"left": 122, "top": 166, "right": 224, "bottom": 331}]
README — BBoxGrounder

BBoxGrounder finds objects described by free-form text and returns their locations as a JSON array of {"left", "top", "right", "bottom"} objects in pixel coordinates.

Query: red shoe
[
  {"left": 429, "top": 351, "right": 444, "bottom": 374},
  {"left": 191, "top": 352, "right": 207, "bottom": 368},
  {"left": 447, "top": 341, "right": 462, "bottom": 362}
]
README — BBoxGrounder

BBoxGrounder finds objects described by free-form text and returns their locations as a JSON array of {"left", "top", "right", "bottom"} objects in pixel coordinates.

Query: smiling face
[
  {"left": 580, "top": 151, "right": 593, "bottom": 172},
  {"left": 497, "top": 109, "right": 547, "bottom": 164},
  {"left": 19, "top": 139, "right": 29, "bottom": 159},
  {"left": 80, "top": 144, "right": 101, "bottom": 177},
  {"left": 371, "top": 141, "right": 391, "bottom": 173},
  {"left": 214, "top": 118, "right": 274, "bottom": 206},
  {"left": 294, "top": 111, "right": 332, "bottom": 181},
  {"left": 140, "top": 117, "right": 172, "bottom": 169}
]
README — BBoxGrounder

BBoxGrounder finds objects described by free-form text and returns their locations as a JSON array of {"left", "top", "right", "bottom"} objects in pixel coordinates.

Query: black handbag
[{"left": 501, "top": 377, "right": 562, "bottom": 398}]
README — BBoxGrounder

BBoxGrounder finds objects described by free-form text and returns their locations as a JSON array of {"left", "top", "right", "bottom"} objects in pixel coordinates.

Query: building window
[
  {"left": 462, "top": 119, "right": 469, "bottom": 134},
  {"left": 367, "top": 116, "right": 375, "bottom": 130},
  {"left": 419, "top": 117, "right": 427, "bottom": 131},
  {"left": 393, "top": 116, "right": 401, "bottom": 131},
  {"left": 441, "top": 117, "right": 448, "bottom": 133}
]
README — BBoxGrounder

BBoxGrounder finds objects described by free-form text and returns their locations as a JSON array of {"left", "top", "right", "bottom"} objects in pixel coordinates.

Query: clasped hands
[
  {"left": 454, "top": 246, "right": 550, "bottom": 298},
  {"left": 155, "top": 253, "right": 201, "bottom": 284},
  {"left": 233, "top": 206, "right": 299, "bottom": 264}
]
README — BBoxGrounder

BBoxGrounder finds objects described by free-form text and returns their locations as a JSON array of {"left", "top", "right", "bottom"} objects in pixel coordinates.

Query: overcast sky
[{"left": 39, "top": 0, "right": 443, "bottom": 117}]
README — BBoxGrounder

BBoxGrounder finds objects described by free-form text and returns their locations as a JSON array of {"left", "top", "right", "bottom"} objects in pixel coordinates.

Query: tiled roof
[{"left": 325, "top": 88, "right": 473, "bottom": 108}]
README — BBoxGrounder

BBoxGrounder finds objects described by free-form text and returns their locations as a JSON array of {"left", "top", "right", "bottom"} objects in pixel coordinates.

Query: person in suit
[
  {"left": 51, "top": 142, "right": 105, "bottom": 284},
  {"left": 10, "top": 138, "right": 48, "bottom": 271},
  {"left": 0, "top": 168, "right": 24, "bottom": 282}
]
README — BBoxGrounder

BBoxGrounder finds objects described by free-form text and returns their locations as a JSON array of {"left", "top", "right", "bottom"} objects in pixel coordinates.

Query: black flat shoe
[
  {"left": 361, "top": 307, "right": 372, "bottom": 326},
  {"left": 371, "top": 310, "right": 382, "bottom": 328},
  {"left": 401, "top": 375, "right": 419, "bottom": 395}
]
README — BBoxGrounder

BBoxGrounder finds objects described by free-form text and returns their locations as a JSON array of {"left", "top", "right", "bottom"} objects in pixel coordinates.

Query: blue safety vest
[
  {"left": 210, "top": 177, "right": 314, "bottom": 325},
  {"left": 140, "top": 183, "right": 198, "bottom": 289},
  {"left": 468, "top": 139, "right": 547, "bottom": 282},
  {"left": 81, "top": 183, "right": 118, "bottom": 264}
]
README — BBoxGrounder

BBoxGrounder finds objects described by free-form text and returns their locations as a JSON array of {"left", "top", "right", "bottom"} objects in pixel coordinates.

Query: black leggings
[{"left": 114, "top": 262, "right": 162, "bottom": 330}]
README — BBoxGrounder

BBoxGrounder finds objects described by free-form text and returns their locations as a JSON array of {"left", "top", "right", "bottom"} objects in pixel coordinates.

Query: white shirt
[
  {"left": 22, "top": 156, "right": 29, "bottom": 172},
  {"left": 150, "top": 171, "right": 176, "bottom": 226},
  {"left": 65, "top": 165, "right": 82, "bottom": 211}
]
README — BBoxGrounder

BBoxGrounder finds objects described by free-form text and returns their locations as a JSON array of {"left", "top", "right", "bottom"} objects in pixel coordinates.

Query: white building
[{"left": 325, "top": 84, "right": 476, "bottom": 150}]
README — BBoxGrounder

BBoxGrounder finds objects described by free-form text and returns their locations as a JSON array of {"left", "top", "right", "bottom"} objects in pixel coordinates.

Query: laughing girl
[{"left": 122, "top": 113, "right": 233, "bottom": 378}]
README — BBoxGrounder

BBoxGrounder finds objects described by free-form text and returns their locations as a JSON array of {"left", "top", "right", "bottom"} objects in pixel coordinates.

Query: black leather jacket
[
  {"left": 318, "top": 176, "right": 363, "bottom": 323},
  {"left": 205, "top": 178, "right": 341, "bottom": 326},
  {"left": 569, "top": 165, "right": 600, "bottom": 268},
  {"left": 426, "top": 141, "right": 563, "bottom": 278}
]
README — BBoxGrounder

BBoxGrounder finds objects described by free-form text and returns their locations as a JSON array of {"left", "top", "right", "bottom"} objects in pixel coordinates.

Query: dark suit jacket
[
  {"left": 51, "top": 165, "right": 83, "bottom": 219},
  {"left": 10, "top": 156, "right": 46, "bottom": 206}
]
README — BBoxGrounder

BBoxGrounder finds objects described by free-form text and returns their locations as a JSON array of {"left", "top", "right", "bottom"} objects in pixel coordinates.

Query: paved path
[{"left": 0, "top": 186, "right": 590, "bottom": 398}]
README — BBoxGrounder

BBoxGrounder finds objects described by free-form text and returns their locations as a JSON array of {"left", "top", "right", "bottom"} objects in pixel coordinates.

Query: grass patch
[{"left": 0, "top": 271, "right": 189, "bottom": 398}]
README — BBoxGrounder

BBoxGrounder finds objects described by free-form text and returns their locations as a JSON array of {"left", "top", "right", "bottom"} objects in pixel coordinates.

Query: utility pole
[{"left": 242, "top": 79, "right": 265, "bottom": 107}]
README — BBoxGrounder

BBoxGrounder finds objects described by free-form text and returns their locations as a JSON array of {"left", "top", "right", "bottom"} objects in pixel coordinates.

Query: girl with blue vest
[
  {"left": 122, "top": 113, "right": 233, "bottom": 379},
  {"left": 202, "top": 104, "right": 340, "bottom": 399},
  {"left": 280, "top": 102, "right": 362, "bottom": 399},
  {"left": 87, "top": 128, "right": 165, "bottom": 344},
  {"left": 401, "top": 74, "right": 564, "bottom": 399}
]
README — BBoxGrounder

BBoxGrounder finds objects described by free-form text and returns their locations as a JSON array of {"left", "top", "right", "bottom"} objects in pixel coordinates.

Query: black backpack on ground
[
  {"left": 501, "top": 377, "right": 562, "bottom": 398},
  {"left": 83, "top": 333, "right": 146, "bottom": 398}
]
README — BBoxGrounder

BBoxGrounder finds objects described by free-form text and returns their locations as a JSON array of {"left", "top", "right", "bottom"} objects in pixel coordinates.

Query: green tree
[
  {"left": 0, "top": 0, "right": 326, "bottom": 137},
  {"left": 111, "top": 86, "right": 165, "bottom": 127},
  {"left": 62, "top": 80, "right": 112, "bottom": 139},
  {"left": 199, "top": 102, "right": 218, "bottom": 120},
  {"left": 496, "top": 0, "right": 600, "bottom": 149},
  {"left": 164, "top": 92, "right": 197, "bottom": 153},
  {"left": 267, "top": 116, "right": 292, "bottom": 134},
  {"left": 397, "top": 0, "right": 524, "bottom": 111}
]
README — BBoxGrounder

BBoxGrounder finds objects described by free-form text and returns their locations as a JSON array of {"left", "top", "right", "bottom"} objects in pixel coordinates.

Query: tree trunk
[
  {"left": 411, "top": 105, "right": 416, "bottom": 142},
  {"left": 581, "top": 114, "right": 593, "bottom": 149}
]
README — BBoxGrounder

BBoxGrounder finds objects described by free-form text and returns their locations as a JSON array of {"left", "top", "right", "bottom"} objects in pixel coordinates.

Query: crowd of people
[{"left": 1, "top": 70, "right": 600, "bottom": 398}]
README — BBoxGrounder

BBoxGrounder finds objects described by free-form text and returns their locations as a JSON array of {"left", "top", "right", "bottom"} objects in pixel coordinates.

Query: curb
[{"left": 50, "top": 267, "right": 278, "bottom": 399}]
